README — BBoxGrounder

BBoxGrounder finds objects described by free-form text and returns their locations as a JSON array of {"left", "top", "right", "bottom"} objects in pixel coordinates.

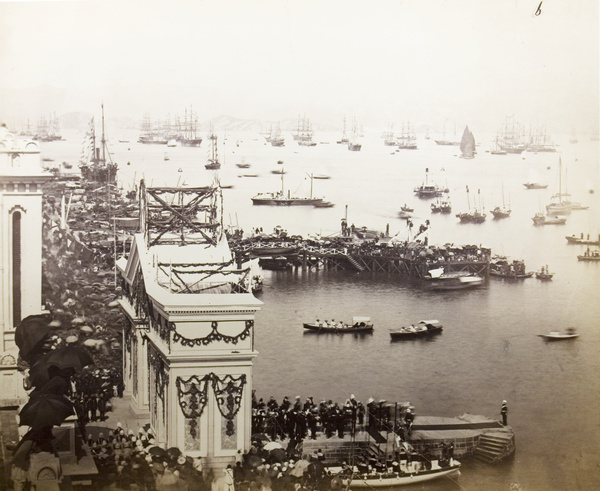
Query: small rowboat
[
  {"left": 303, "top": 317, "right": 373, "bottom": 334},
  {"left": 538, "top": 328, "right": 579, "bottom": 340},
  {"left": 390, "top": 320, "right": 443, "bottom": 340},
  {"left": 334, "top": 460, "right": 461, "bottom": 488}
]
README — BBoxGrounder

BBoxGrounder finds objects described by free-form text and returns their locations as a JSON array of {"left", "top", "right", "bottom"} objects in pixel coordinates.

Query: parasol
[
  {"left": 42, "top": 346, "right": 93, "bottom": 371},
  {"left": 29, "top": 375, "right": 70, "bottom": 399},
  {"left": 14, "top": 315, "right": 51, "bottom": 361},
  {"left": 251, "top": 433, "right": 270, "bottom": 443},
  {"left": 19, "top": 394, "right": 74, "bottom": 428},
  {"left": 268, "top": 448, "right": 287, "bottom": 463},
  {"left": 263, "top": 441, "right": 283, "bottom": 451}
]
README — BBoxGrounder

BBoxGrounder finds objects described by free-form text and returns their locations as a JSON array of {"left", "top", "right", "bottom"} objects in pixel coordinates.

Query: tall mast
[{"left": 101, "top": 103, "right": 106, "bottom": 164}]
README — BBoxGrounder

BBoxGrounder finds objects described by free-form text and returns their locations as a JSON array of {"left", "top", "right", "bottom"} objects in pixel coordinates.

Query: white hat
[
  {"left": 368, "top": 397, "right": 374, "bottom": 403},
  {"left": 350, "top": 394, "right": 355, "bottom": 399},
  {"left": 502, "top": 400, "right": 507, "bottom": 404}
]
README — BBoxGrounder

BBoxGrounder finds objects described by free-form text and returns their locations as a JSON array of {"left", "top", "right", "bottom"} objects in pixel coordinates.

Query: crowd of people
[
  {"left": 86, "top": 422, "right": 208, "bottom": 490},
  {"left": 251, "top": 394, "right": 415, "bottom": 443},
  {"left": 71, "top": 367, "right": 124, "bottom": 424}
]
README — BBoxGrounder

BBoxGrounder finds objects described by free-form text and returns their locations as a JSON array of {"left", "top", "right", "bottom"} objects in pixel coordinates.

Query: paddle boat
[{"left": 538, "top": 328, "right": 579, "bottom": 340}]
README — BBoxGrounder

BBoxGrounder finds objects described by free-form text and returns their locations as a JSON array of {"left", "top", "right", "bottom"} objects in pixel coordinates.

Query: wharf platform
[
  {"left": 301, "top": 414, "right": 514, "bottom": 465},
  {"left": 231, "top": 238, "right": 490, "bottom": 278}
]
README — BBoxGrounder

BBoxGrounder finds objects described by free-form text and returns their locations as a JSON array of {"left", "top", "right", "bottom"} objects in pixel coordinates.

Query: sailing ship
[
  {"left": 545, "top": 157, "right": 576, "bottom": 215},
  {"left": 251, "top": 171, "right": 324, "bottom": 206},
  {"left": 435, "top": 121, "right": 460, "bottom": 146},
  {"left": 491, "top": 134, "right": 507, "bottom": 155},
  {"left": 336, "top": 116, "right": 350, "bottom": 144},
  {"left": 414, "top": 168, "right": 449, "bottom": 198},
  {"left": 490, "top": 184, "right": 511, "bottom": 219},
  {"left": 138, "top": 113, "right": 168, "bottom": 144},
  {"left": 459, "top": 125, "right": 475, "bottom": 159},
  {"left": 527, "top": 126, "right": 556, "bottom": 152},
  {"left": 34, "top": 113, "right": 62, "bottom": 142},
  {"left": 79, "top": 105, "right": 118, "bottom": 184},
  {"left": 456, "top": 186, "right": 486, "bottom": 223},
  {"left": 396, "top": 122, "right": 418, "bottom": 150},
  {"left": 294, "top": 115, "right": 317, "bottom": 146},
  {"left": 177, "top": 106, "right": 203, "bottom": 146},
  {"left": 205, "top": 131, "right": 221, "bottom": 169},
  {"left": 383, "top": 124, "right": 396, "bottom": 146},
  {"left": 565, "top": 234, "right": 600, "bottom": 246},
  {"left": 347, "top": 117, "right": 362, "bottom": 151},
  {"left": 497, "top": 116, "right": 527, "bottom": 154},
  {"left": 269, "top": 122, "right": 285, "bottom": 147}
]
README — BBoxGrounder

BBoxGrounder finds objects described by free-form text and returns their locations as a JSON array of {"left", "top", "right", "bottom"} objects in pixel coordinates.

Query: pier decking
[{"left": 231, "top": 237, "right": 490, "bottom": 278}]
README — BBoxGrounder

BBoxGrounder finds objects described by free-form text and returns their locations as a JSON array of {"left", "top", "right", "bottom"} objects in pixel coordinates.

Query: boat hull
[
  {"left": 252, "top": 197, "right": 324, "bottom": 206},
  {"left": 303, "top": 323, "right": 373, "bottom": 334},
  {"left": 344, "top": 465, "right": 461, "bottom": 487},
  {"left": 390, "top": 326, "right": 442, "bottom": 339}
]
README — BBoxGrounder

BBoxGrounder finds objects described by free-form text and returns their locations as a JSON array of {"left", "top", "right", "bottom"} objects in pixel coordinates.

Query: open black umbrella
[
  {"left": 269, "top": 448, "right": 287, "bottom": 463},
  {"left": 147, "top": 446, "right": 167, "bottom": 460},
  {"left": 14, "top": 315, "right": 51, "bottom": 361},
  {"left": 29, "top": 376, "right": 70, "bottom": 400},
  {"left": 19, "top": 394, "right": 74, "bottom": 428},
  {"left": 43, "top": 346, "right": 93, "bottom": 371},
  {"left": 251, "top": 433, "right": 270, "bottom": 443}
]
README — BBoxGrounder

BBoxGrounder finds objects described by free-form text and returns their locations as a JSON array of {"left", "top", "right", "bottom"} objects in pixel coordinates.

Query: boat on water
[
  {"left": 545, "top": 157, "right": 575, "bottom": 215},
  {"left": 347, "top": 117, "right": 362, "bottom": 151},
  {"left": 414, "top": 168, "right": 448, "bottom": 198},
  {"left": 294, "top": 115, "right": 317, "bottom": 146},
  {"left": 167, "top": 139, "right": 178, "bottom": 147},
  {"left": 336, "top": 116, "right": 350, "bottom": 144},
  {"left": 577, "top": 248, "right": 600, "bottom": 261},
  {"left": 314, "top": 200, "right": 334, "bottom": 208},
  {"left": 236, "top": 162, "right": 251, "bottom": 168},
  {"left": 251, "top": 171, "right": 324, "bottom": 206},
  {"left": 258, "top": 257, "right": 293, "bottom": 270},
  {"left": 335, "top": 460, "right": 461, "bottom": 488},
  {"left": 490, "top": 257, "right": 533, "bottom": 278},
  {"left": 205, "top": 131, "right": 221, "bottom": 169},
  {"left": 456, "top": 186, "right": 486, "bottom": 223},
  {"left": 312, "top": 173, "right": 330, "bottom": 180},
  {"left": 565, "top": 234, "right": 600, "bottom": 246},
  {"left": 390, "top": 320, "right": 443, "bottom": 340},
  {"left": 424, "top": 268, "right": 484, "bottom": 290},
  {"left": 490, "top": 184, "right": 511, "bottom": 219},
  {"left": 538, "top": 328, "right": 579, "bottom": 340},
  {"left": 532, "top": 213, "right": 566, "bottom": 226},
  {"left": 79, "top": 104, "right": 119, "bottom": 184},
  {"left": 269, "top": 123, "right": 285, "bottom": 147},
  {"left": 430, "top": 198, "right": 452, "bottom": 214},
  {"left": 535, "top": 265, "right": 554, "bottom": 280},
  {"left": 435, "top": 121, "right": 460, "bottom": 146},
  {"left": 303, "top": 317, "right": 374, "bottom": 334},
  {"left": 523, "top": 182, "right": 548, "bottom": 190},
  {"left": 238, "top": 173, "right": 259, "bottom": 178},
  {"left": 497, "top": 115, "right": 527, "bottom": 154},
  {"left": 401, "top": 204, "right": 414, "bottom": 212},
  {"left": 163, "top": 153, "right": 170, "bottom": 161},
  {"left": 459, "top": 125, "right": 475, "bottom": 159},
  {"left": 396, "top": 122, "right": 418, "bottom": 150}
]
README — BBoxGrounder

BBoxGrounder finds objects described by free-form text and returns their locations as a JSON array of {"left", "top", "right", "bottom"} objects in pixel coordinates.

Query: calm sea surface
[{"left": 42, "top": 129, "right": 599, "bottom": 490}]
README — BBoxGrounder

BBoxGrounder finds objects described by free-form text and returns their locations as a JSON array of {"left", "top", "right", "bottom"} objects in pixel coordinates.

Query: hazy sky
[{"left": 1, "top": 0, "right": 598, "bottom": 133}]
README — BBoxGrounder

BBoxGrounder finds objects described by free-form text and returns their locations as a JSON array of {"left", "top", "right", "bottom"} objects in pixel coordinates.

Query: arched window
[{"left": 12, "top": 211, "right": 22, "bottom": 324}]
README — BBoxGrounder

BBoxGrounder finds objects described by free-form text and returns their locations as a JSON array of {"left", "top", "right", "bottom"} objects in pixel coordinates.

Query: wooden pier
[{"left": 231, "top": 238, "right": 490, "bottom": 278}]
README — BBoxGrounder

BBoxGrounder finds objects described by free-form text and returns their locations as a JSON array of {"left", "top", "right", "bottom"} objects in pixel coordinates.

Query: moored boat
[
  {"left": 535, "top": 265, "right": 554, "bottom": 280},
  {"left": 414, "top": 168, "right": 448, "bottom": 198},
  {"left": 532, "top": 213, "right": 566, "bottom": 225},
  {"left": 538, "top": 328, "right": 579, "bottom": 340},
  {"left": 303, "top": 316, "right": 374, "bottom": 333},
  {"left": 577, "top": 248, "right": 600, "bottom": 261},
  {"left": 424, "top": 268, "right": 484, "bottom": 290},
  {"left": 523, "top": 182, "right": 548, "bottom": 189},
  {"left": 336, "top": 460, "right": 461, "bottom": 488},
  {"left": 565, "top": 234, "right": 600, "bottom": 246},
  {"left": 252, "top": 171, "right": 325, "bottom": 206},
  {"left": 390, "top": 320, "right": 443, "bottom": 340}
]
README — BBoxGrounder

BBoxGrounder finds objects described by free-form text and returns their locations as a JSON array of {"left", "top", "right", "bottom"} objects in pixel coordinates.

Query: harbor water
[{"left": 42, "top": 130, "right": 599, "bottom": 490}]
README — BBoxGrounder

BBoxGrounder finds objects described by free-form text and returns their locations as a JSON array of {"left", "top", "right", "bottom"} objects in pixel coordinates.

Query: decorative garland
[
  {"left": 149, "top": 311, "right": 174, "bottom": 347},
  {"left": 176, "top": 375, "right": 211, "bottom": 439},
  {"left": 176, "top": 373, "right": 247, "bottom": 439},
  {"left": 148, "top": 345, "right": 169, "bottom": 424},
  {"left": 172, "top": 320, "right": 253, "bottom": 347},
  {"left": 212, "top": 374, "right": 247, "bottom": 436}
]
